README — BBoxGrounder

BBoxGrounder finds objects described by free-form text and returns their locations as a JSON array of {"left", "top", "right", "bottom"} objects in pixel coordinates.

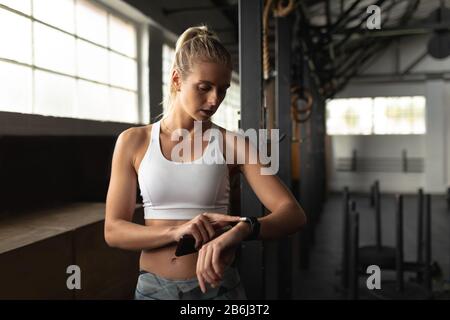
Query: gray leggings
[{"left": 134, "top": 266, "right": 247, "bottom": 300}]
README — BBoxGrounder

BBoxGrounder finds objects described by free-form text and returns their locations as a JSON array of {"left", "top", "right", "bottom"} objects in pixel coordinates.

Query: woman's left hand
[{"left": 195, "top": 222, "right": 249, "bottom": 293}]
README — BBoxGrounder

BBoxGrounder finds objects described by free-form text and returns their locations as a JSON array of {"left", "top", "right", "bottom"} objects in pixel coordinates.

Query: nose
[{"left": 207, "top": 90, "right": 219, "bottom": 108}]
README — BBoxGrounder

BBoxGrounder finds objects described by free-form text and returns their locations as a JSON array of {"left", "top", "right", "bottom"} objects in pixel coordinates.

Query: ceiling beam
[{"left": 162, "top": 4, "right": 237, "bottom": 15}]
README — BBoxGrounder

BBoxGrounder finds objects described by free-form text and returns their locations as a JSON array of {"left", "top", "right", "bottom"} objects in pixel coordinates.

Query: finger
[
  {"left": 203, "top": 213, "right": 241, "bottom": 227},
  {"left": 199, "top": 216, "right": 216, "bottom": 240},
  {"left": 190, "top": 224, "right": 202, "bottom": 249},
  {"left": 199, "top": 247, "right": 212, "bottom": 286},
  {"left": 203, "top": 246, "right": 221, "bottom": 287},
  {"left": 202, "top": 268, "right": 215, "bottom": 288},
  {"left": 212, "top": 247, "right": 225, "bottom": 279},
  {"left": 195, "top": 221, "right": 209, "bottom": 246},
  {"left": 197, "top": 272, "right": 207, "bottom": 294},
  {"left": 203, "top": 213, "right": 241, "bottom": 221},
  {"left": 197, "top": 249, "right": 207, "bottom": 293}
]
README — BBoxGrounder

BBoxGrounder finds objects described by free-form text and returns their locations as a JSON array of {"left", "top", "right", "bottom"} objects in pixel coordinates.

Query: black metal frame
[
  {"left": 237, "top": 0, "right": 265, "bottom": 300},
  {"left": 275, "top": 14, "right": 293, "bottom": 300}
]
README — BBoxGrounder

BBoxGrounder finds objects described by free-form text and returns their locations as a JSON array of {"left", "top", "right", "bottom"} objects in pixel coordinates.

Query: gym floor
[{"left": 293, "top": 193, "right": 450, "bottom": 299}]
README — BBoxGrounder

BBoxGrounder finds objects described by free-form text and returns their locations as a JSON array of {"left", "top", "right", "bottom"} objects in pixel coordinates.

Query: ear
[{"left": 171, "top": 69, "right": 181, "bottom": 91}]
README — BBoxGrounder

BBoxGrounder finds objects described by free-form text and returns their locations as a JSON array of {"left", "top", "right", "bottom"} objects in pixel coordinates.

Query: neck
[{"left": 162, "top": 102, "right": 212, "bottom": 135}]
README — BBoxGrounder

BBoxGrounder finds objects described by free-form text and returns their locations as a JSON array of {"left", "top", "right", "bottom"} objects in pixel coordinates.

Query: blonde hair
[{"left": 159, "top": 25, "right": 232, "bottom": 119}]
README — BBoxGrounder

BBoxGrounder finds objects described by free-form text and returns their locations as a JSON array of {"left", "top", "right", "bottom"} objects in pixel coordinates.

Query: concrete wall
[
  {"left": 329, "top": 135, "right": 425, "bottom": 193},
  {"left": 328, "top": 35, "right": 450, "bottom": 194}
]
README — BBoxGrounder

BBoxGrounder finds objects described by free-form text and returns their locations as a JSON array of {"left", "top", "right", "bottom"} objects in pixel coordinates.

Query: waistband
[{"left": 139, "top": 265, "right": 239, "bottom": 284}]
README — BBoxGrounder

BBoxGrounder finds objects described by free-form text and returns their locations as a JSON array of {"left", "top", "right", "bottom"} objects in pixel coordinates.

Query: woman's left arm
[
  {"left": 237, "top": 150, "right": 307, "bottom": 239},
  {"left": 196, "top": 137, "right": 307, "bottom": 292},
  {"left": 230, "top": 135, "right": 307, "bottom": 240}
]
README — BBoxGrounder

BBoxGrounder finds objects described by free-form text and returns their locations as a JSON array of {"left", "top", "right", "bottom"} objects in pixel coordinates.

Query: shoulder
[
  {"left": 114, "top": 124, "right": 153, "bottom": 159},
  {"left": 117, "top": 125, "right": 150, "bottom": 147}
]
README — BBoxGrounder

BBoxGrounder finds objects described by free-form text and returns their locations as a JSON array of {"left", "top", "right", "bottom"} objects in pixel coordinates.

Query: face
[{"left": 173, "top": 61, "right": 232, "bottom": 121}]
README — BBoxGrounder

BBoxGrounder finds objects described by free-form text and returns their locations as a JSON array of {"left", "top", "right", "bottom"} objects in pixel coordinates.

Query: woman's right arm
[{"left": 104, "top": 128, "right": 177, "bottom": 251}]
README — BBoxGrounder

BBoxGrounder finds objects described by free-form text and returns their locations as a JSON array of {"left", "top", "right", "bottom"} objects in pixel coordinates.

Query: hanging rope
[
  {"left": 262, "top": 0, "right": 273, "bottom": 80},
  {"left": 263, "top": 0, "right": 296, "bottom": 80}
]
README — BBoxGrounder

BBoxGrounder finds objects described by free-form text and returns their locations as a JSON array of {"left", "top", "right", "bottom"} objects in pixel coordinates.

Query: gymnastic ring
[
  {"left": 291, "top": 86, "right": 313, "bottom": 112},
  {"left": 274, "top": 0, "right": 295, "bottom": 17}
]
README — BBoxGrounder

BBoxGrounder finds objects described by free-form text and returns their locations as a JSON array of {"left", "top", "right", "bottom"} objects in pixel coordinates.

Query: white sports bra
[{"left": 137, "top": 119, "right": 230, "bottom": 220}]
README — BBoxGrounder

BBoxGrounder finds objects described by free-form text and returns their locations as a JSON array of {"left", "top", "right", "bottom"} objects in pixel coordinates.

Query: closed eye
[{"left": 199, "top": 86, "right": 211, "bottom": 92}]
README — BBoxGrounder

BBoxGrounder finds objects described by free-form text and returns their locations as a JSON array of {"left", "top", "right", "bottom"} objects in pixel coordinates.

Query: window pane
[
  {"left": 0, "top": 60, "right": 32, "bottom": 113},
  {"left": 0, "top": 8, "right": 32, "bottom": 63},
  {"left": 76, "top": 0, "right": 107, "bottom": 46},
  {"left": 34, "top": 22, "right": 76, "bottom": 75},
  {"left": 34, "top": 70, "right": 76, "bottom": 117},
  {"left": 76, "top": 80, "right": 109, "bottom": 121},
  {"left": 77, "top": 39, "right": 108, "bottom": 83},
  {"left": 110, "top": 14, "right": 136, "bottom": 58},
  {"left": 326, "top": 98, "right": 373, "bottom": 135},
  {"left": 212, "top": 82, "right": 240, "bottom": 131},
  {"left": 373, "top": 96, "right": 426, "bottom": 134},
  {"left": 110, "top": 52, "right": 137, "bottom": 90},
  {"left": 110, "top": 88, "right": 138, "bottom": 123},
  {"left": 33, "top": 0, "right": 75, "bottom": 33},
  {"left": 0, "top": 0, "right": 31, "bottom": 14}
]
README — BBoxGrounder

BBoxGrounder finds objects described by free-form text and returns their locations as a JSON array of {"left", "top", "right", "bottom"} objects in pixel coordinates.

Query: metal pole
[
  {"left": 396, "top": 195, "right": 404, "bottom": 293},
  {"left": 148, "top": 26, "right": 164, "bottom": 122},
  {"left": 425, "top": 194, "right": 432, "bottom": 292},
  {"left": 417, "top": 188, "right": 424, "bottom": 282},
  {"left": 342, "top": 187, "right": 350, "bottom": 289},
  {"left": 375, "top": 180, "right": 382, "bottom": 250},
  {"left": 238, "top": 0, "right": 264, "bottom": 300},
  {"left": 275, "top": 14, "right": 293, "bottom": 300},
  {"left": 349, "top": 210, "right": 359, "bottom": 300}
]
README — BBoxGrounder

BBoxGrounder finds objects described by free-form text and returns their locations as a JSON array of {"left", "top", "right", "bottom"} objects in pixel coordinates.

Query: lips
[{"left": 200, "top": 109, "right": 214, "bottom": 116}]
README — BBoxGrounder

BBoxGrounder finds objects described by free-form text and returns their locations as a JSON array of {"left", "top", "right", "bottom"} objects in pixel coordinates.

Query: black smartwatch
[{"left": 239, "top": 217, "right": 261, "bottom": 241}]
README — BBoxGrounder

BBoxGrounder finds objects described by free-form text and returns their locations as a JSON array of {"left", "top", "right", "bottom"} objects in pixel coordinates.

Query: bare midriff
[
  {"left": 139, "top": 219, "right": 197, "bottom": 280},
  {"left": 139, "top": 219, "right": 236, "bottom": 281}
]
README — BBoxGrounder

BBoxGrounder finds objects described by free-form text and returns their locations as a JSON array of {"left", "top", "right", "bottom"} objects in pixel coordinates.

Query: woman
[{"left": 104, "top": 25, "right": 306, "bottom": 300}]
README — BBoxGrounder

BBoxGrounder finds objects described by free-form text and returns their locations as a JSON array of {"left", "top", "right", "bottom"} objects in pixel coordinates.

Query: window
[
  {"left": 212, "top": 80, "right": 240, "bottom": 132},
  {"left": 0, "top": 0, "right": 142, "bottom": 124},
  {"left": 373, "top": 96, "right": 426, "bottom": 134},
  {"left": 326, "top": 96, "right": 426, "bottom": 135},
  {"left": 326, "top": 98, "right": 373, "bottom": 135}
]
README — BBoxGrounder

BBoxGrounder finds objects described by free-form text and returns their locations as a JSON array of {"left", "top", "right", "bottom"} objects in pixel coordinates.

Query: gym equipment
[
  {"left": 341, "top": 187, "right": 350, "bottom": 289},
  {"left": 359, "top": 181, "right": 397, "bottom": 271},
  {"left": 347, "top": 194, "right": 433, "bottom": 299}
]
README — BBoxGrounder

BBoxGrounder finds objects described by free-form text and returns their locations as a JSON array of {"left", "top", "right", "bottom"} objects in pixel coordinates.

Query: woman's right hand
[{"left": 171, "top": 213, "right": 241, "bottom": 249}]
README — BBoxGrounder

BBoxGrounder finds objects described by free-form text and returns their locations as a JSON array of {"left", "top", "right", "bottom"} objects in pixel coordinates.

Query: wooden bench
[{"left": 0, "top": 202, "right": 143, "bottom": 299}]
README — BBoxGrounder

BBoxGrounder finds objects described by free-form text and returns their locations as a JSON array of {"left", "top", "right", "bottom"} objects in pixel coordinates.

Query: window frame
[{"left": 0, "top": 0, "right": 150, "bottom": 135}]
